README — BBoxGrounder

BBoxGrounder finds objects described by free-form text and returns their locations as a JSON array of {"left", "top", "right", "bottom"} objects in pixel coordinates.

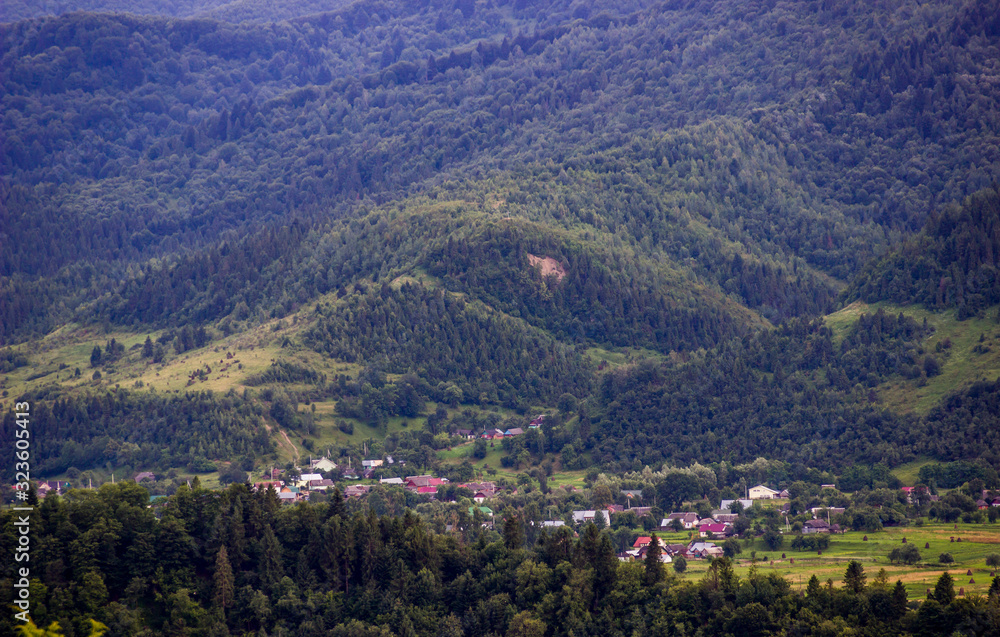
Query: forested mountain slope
[
  {"left": 3, "top": 0, "right": 1000, "bottom": 342},
  {"left": 3, "top": 0, "right": 1000, "bottom": 483},
  {"left": 844, "top": 185, "right": 1000, "bottom": 318}
]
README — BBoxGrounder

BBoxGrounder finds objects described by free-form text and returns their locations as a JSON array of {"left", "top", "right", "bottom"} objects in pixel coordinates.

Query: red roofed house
[
  {"left": 633, "top": 536, "right": 652, "bottom": 548},
  {"left": 699, "top": 523, "right": 729, "bottom": 538}
]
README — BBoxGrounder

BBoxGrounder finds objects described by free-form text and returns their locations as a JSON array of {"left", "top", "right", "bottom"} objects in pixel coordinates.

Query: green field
[
  {"left": 667, "top": 523, "right": 1000, "bottom": 599},
  {"left": 825, "top": 301, "right": 1000, "bottom": 415}
]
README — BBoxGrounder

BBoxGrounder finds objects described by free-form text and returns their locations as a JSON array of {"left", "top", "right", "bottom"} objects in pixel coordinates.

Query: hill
[{"left": 2, "top": 0, "right": 1000, "bottom": 484}]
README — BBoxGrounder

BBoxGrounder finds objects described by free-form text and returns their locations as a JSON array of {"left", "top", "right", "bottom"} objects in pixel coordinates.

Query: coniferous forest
[{"left": 3, "top": 0, "right": 1000, "bottom": 634}]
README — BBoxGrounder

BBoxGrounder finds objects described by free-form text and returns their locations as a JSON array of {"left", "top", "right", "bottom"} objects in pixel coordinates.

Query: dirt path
[{"left": 277, "top": 428, "right": 299, "bottom": 464}]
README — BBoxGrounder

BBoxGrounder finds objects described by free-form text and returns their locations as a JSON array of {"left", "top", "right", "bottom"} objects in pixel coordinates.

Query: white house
[
  {"left": 362, "top": 459, "right": 383, "bottom": 469},
  {"left": 748, "top": 485, "right": 779, "bottom": 500},
  {"left": 572, "top": 510, "right": 611, "bottom": 525},
  {"left": 311, "top": 458, "right": 337, "bottom": 472},
  {"left": 720, "top": 499, "right": 753, "bottom": 511}
]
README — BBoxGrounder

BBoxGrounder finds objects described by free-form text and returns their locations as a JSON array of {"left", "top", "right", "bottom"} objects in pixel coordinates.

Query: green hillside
[{"left": 2, "top": 0, "right": 1000, "bottom": 481}]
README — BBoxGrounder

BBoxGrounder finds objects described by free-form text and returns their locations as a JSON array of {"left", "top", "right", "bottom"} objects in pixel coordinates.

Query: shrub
[{"left": 889, "top": 544, "right": 921, "bottom": 564}]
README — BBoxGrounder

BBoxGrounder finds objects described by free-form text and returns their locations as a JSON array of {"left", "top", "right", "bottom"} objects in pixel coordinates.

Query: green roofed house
[{"left": 469, "top": 506, "right": 494, "bottom": 516}]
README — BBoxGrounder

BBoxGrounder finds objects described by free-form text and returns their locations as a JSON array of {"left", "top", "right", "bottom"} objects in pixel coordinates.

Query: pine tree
[
  {"left": 142, "top": 336, "right": 154, "bottom": 358},
  {"left": 844, "top": 560, "right": 866, "bottom": 593},
  {"left": 933, "top": 571, "right": 955, "bottom": 605},
  {"left": 806, "top": 574, "right": 821, "bottom": 598},
  {"left": 213, "top": 545, "right": 235, "bottom": 611},
  {"left": 258, "top": 526, "right": 284, "bottom": 591},
  {"left": 892, "top": 580, "right": 908, "bottom": 619},
  {"left": 503, "top": 514, "right": 525, "bottom": 550},
  {"left": 644, "top": 533, "right": 663, "bottom": 585}
]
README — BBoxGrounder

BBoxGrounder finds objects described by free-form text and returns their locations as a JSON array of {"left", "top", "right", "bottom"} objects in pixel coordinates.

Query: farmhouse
[
  {"left": 661, "top": 512, "right": 700, "bottom": 529},
  {"left": 572, "top": 510, "right": 611, "bottom": 525},
  {"left": 748, "top": 485, "right": 779, "bottom": 500}
]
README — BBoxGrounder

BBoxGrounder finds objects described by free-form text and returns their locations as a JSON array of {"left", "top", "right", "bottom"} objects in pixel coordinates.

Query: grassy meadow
[{"left": 665, "top": 523, "right": 1000, "bottom": 599}]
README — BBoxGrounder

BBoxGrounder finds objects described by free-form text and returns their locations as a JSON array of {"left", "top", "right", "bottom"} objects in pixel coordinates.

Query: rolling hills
[{"left": 2, "top": 0, "right": 1000, "bottom": 484}]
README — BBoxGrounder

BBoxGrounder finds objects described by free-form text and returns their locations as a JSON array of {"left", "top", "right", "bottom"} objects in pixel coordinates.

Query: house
[
  {"left": 455, "top": 429, "right": 476, "bottom": 440},
  {"left": 460, "top": 482, "right": 497, "bottom": 502},
  {"left": 633, "top": 536, "right": 652, "bottom": 548},
  {"left": 662, "top": 512, "right": 700, "bottom": 529},
  {"left": 607, "top": 504, "right": 625, "bottom": 513},
  {"left": 417, "top": 486, "right": 438, "bottom": 495},
  {"left": 778, "top": 489, "right": 790, "bottom": 498},
  {"left": 37, "top": 481, "right": 71, "bottom": 497},
  {"left": 572, "top": 510, "right": 611, "bottom": 525},
  {"left": 504, "top": 428, "right": 525, "bottom": 437},
  {"left": 460, "top": 482, "right": 497, "bottom": 496},
  {"left": 278, "top": 491, "right": 298, "bottom": 504},
  {"left": 308, "top": 479, "right": 335, "bottom": 489},
  {"left": 977, "top": 500, "right": 989, "bottom": 510},
  {"left": 134, "top": 472, "right": 156, "bottom": 483},
  {"left": 714, "top": 513, "right": 739, "bottom": 524},
  {"left": 803, "top": 519, "right": 831, "bottom": 534},
  {"left": 628, "top": 506, "right": 653, "bottom": 518},
  {"left": 541, "top": 520, "right": 565, "bottom": 527},
  {"left": 254, "top": 481, "right": 282, "bottom": 492},
  {"left": 901, "top": 486, "right": 931, "bottom": 504},
  {"left": 380, "top": 477, "right": 405, "bottom": 485},
  {"left": 529, "top": 415, "right": 546, "bottom": 428},
  {"left": 406, "top": 475, "right": 448, "bottom": 489},
  {"left": 810, "top": 507, "right": 846, "bottom": 519},
  {"left": 362, "top": 459, "right": 383, "bottom": 469},
  {"left": 687, "top": 542, "right": 723, "bottom": 558},
  {"left": 341, "top": 468, "right": 359, "bottom": 480},
  {"left": 664, "top": 544, "right": 688, "bottom": 557},
  {"left": 311, "top": 458, "right": 337, "bottom": 472},
  {"left": 343, "top": 485, "right": 371, "bottom": 498},
  {"left": 481, "top": 429, "right": 505, "bottom": 440},
  {"left": 748, "top": 485, "right": 779, "bottom": 500},
  {"left": 720, "top": 499, "right": 753, "bottom": 511},
  {"left": 699, "top": 523, "right": 729, "bottom": 538},
  {"left": 298, "top": 473, "right": 323, "bottom": 487},
  {"left": 634, "top": 545, "right": 673, "bottom": 563}
]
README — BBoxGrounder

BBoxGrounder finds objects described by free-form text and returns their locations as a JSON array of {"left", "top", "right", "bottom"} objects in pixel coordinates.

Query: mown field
[{"left": 664, "top": 523, "right": 1000, "bottom": 599}]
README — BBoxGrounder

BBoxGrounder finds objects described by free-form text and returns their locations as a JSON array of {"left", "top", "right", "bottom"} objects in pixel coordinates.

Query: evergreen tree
[
  {"left": 843, "top": 560, "right": 866, "bottom": 594},
  {"left": 932, "top": 571, "right": 955, "bottom": 606},
  {"left": 644, "top": 533, "right": 663, "bottom": 585},
  {"left": 90, "top": 345, "right": 102, "bottom": 367},
  {"left": 503, "top": 514, "right": 525, "bottom": 550},
  {"left": 142, "top": 336, "right": 154, "bottom": 358},
  {"left": 213, "top": 545, "right": 235, "bottom": 611},
  {"left": 258, "top": 526, "right": 284, "bottom": 591},
  {"left": 892, "top": 580, "right": 908, "bottom": 619}
]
